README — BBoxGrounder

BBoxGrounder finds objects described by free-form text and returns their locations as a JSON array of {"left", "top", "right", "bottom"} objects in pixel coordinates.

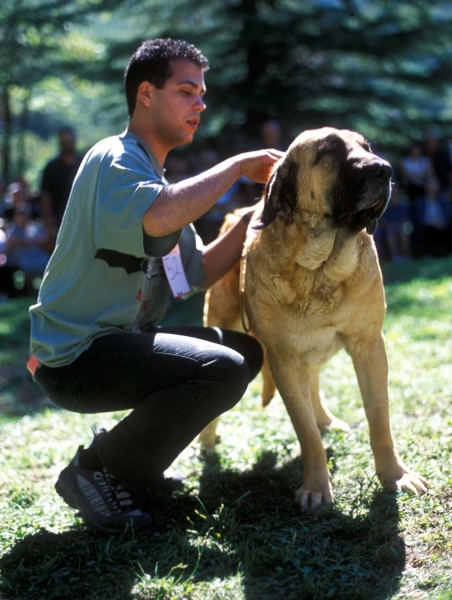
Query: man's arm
[
  {"left": 142, "top": 150, "right": 283, "bottom": 238},
  {"left": 199, "top": 207, "right": 256, "bottom": 290}
]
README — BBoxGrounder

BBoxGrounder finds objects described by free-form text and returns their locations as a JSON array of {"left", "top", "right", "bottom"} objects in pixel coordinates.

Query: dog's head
[{"left": 255, "top": 127, "right": 392, "bottom": 235}]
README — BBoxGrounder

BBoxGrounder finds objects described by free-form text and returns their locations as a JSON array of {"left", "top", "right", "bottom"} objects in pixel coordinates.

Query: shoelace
[{"left": 93, "top": 469, "right": 135, "bottom": 515}]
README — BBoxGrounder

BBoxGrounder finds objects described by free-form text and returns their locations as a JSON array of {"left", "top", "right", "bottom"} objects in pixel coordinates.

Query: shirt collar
[{"left": 120, "top": 131, "right": 165, "bottom": 179}]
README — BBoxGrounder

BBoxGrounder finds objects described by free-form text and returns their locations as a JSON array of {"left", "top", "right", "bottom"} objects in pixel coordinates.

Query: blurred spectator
[
  {"left": 260, "top": 119, "right": 286, "bottom": 151},
  {"left": 40, "top": 127, "right": 83, "bottom": 249},
  {"left": 401, "top": 141, "right": 434, "bottom": 202},
  {"left": 400, "top": 141, "right": 434, "bottom": 258},
  {"left": 424, "top": 132, "right": 452, "bottom": 203},
  {"left": 2, "top": 176, "right": 34, "bottom": 221},
  {"left": 5, "top": 202, "right": 51, "bottom": 295},
  {"left": 0, "top": 226, "right": 13, "bottom": 301},
  {"left": 0, "top": 179, "right": 6, "bottom": 218},
  {"left": 423, "top": 177, "right": 450, "bottom": 258},
  {"left": 375, "top": 186, "right": 412, "bottom": 264},
  {"left": 244, "top": 119, "right": 287, "bottom": 208}
]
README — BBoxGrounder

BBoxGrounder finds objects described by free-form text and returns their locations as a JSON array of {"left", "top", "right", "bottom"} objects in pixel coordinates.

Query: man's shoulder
[
  {"left": 87, "top": 135, "right": 124, "bottom": 158},
  {"left": 87, "top": 134, "right": 149, "bottom": 165}
]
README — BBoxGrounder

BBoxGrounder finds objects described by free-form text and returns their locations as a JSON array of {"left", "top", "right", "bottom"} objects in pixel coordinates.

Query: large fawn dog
[{"left": 200, "top": 128, "right": 428, "bottom": 510}]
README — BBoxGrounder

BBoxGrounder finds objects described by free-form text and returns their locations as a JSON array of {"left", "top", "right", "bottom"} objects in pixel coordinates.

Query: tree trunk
[
  {"left": 17, "top": 88, "right": 31, "bottom": 176},
  {"left": 1, "top": 85, "right": 12, "bottom": 183},
  {"left": 240, "top": 0, "right": 268, "bottom": 133}
]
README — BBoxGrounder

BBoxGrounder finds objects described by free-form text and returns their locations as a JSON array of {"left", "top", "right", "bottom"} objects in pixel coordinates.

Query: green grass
[{"left": 1, "top": 258, "right": 452, "bottom": 599}]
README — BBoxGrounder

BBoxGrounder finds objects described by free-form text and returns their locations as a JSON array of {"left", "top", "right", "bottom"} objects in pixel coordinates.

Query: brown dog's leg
[
  {"left": 349, "top": 333, "right": 428, "bottom": 494},
  {"left": 198, "top": 417, "right": 220, "bottom": 454},
  {"left": 266, "top": 352, "right": 334, "bottom": 510},
  {"left": 199, "top": 268, "right": 242, "bottom": 452},
  {"left": 260, "top": 348, "right": 276, "bottom": 407},
  {"left": 309, "top": 367, "right": 350, "bottom": 433}
]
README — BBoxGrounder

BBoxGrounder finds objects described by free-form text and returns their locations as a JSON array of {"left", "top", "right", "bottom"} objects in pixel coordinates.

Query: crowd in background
[
  {"left": 0, "top": 127, "right": 81, "bottom": 301},
  {"left": 1, "top": 122, "right": 452, "bottom": 302},
  {"left": 376, "top": 132, "right": 452, "bottom": 263}
]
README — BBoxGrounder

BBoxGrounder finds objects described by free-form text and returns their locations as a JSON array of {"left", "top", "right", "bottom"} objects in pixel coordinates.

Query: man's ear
[{"left": 136, "top": 81, "right": 154, "bottom": 108}]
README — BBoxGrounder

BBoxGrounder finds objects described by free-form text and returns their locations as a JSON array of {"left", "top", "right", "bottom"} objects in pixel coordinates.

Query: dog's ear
[
  {"left": 254, "top": 159, "right": 298, "bottom": 229},
  {"left": 366, "top": 219, "right": 378, "bottom": 235}
]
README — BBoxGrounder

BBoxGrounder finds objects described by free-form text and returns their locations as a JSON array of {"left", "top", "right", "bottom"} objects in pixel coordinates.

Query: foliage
[
  {"left": 2, "top": 0, "right": 452, "bottom": 185},
  {"left": 0, "top": 0, "right": 124, "bottom": 182},
  {"left": 99, "top": 0, "right": 452, "bottom": 152},
  {"left": 0, "top": 257, "right": 452, "bottom": 599}
]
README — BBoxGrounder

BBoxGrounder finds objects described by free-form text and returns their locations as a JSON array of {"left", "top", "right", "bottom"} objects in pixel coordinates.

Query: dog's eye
[{"left": 316, "top": 148, "right": 339, "bottom": 163}]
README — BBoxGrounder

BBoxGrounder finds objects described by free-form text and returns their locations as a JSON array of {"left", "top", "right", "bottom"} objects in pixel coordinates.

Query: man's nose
[{"left": 194, "top": 96, "right": 206, "bottom": 112}]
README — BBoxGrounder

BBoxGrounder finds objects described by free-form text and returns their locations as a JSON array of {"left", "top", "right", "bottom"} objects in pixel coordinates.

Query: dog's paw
[
  {"left": 319, "top": 416, "right": 351, "bottom": 434},
  {"left": 382, "top": 469, "right": 429, "bottom": 496},
  {"left": 198, "top": 434, "right": 221, "bottom": 459},
  {"left": 295, "top": 478, "right": 334, "bottom": 511},
  {"left": 376, "top": 454, "right": 429, "bottom": 496}
]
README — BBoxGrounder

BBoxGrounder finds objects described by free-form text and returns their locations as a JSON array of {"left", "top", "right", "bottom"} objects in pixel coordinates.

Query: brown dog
[{"left": 200, "top": 127, "right": 428, "bottom": 510}]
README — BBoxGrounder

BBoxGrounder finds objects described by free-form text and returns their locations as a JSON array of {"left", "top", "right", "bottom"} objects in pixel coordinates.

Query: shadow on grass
[
  {"left": 0, "top": 452, "right": 405, "bottom": 600},
  {"left": 197, "top": 452, "right": 405, "bottom": 600}
]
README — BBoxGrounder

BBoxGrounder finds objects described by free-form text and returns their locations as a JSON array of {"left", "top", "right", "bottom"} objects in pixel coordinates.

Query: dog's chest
[{"left": 248, "top": 268, "right": 351, "bottom": 364}]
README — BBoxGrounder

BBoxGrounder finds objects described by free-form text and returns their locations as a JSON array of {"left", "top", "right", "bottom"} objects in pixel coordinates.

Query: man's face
[{"left": 148, "top": 59, "right": 206, "bottom": 150}]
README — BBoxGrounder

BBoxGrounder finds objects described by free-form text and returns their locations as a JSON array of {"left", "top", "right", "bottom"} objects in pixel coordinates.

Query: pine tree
[
  {"left": 99, "top": 0, "right": 452, "bottom": 152},
  {"left": 0, "top": 0, "right": 122, "bottom": 181}
]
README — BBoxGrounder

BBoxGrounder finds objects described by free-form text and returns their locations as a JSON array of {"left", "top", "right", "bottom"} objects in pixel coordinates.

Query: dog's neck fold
[{"left": 274, "top": 214, "right": 360, "bottom": 277}]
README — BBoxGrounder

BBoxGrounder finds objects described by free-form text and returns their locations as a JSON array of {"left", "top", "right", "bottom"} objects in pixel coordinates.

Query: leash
[{"left": 239, "top": 250, "right": 251, "bottom": 333}]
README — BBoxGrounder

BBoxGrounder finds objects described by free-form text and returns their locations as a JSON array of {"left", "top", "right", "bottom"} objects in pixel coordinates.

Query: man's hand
[{"left": 239, "top": 150, "right": 285, "bottom": 183}]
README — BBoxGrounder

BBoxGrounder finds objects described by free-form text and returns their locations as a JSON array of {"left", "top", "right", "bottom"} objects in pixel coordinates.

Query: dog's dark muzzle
[
  {"left": 332, "top": 160, "right": 393, "bottom": 234},
  {"left": 364, "top": 161, "right": 393, "bottom": 183}
]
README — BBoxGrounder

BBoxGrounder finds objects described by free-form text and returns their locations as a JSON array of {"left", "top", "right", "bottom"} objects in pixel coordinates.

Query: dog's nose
[{"left": 370, "top": 162, "right": 393, "bottom": 181}]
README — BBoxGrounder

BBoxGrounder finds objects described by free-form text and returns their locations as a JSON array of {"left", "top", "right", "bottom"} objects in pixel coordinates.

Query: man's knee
[
  {"left": 206, "top": 347, "right": 250, "bottom": 407},
  {"left": 240, "top": 335, "right": 264, "bottom": 380}
]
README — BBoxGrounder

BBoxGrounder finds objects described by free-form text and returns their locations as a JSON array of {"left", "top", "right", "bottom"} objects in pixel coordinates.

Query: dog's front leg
[
  {"left": 267, "top": 352, "right": 334, "bottom": 510},
  {"left": 349, "top": 333, "right": 428, "bottom": 495},
  {"left": 309, "top": 366, "right": 350, "bottom": 433},
  {"left": 198, "top": 417, "right": 220, "bottom": 454}
]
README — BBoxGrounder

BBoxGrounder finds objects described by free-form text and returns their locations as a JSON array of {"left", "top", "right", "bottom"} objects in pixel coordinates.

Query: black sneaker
[
  {"left": 93, "top": 427, "right": 185, "bottom": 492},
  {"left": 55, "top": 448, "right": 152, "bottom": 534}
]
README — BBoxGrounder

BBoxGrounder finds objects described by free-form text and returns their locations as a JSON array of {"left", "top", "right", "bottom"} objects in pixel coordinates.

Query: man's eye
[{"left": 181, "top": 90, "right": 192, "bottom": 96}]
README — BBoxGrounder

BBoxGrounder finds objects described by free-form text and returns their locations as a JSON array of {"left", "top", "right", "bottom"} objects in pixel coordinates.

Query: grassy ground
[{"left": 0, "top": 258, "right": 451, "bottom": 600}]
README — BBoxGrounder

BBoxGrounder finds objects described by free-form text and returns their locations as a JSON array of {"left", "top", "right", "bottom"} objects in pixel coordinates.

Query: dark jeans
[{"left": 34, "top": 326, "right": 263, "bottom": 491}]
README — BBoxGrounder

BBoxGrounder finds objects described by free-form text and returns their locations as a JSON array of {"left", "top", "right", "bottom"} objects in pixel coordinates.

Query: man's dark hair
[{"left": 124, "top": 38, "right": 209, "bottom": 117}]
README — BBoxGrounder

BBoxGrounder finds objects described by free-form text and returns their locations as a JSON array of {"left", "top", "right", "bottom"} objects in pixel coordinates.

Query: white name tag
[{"left": 162, "top": 244, "right": 191, "bottom": 298}]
